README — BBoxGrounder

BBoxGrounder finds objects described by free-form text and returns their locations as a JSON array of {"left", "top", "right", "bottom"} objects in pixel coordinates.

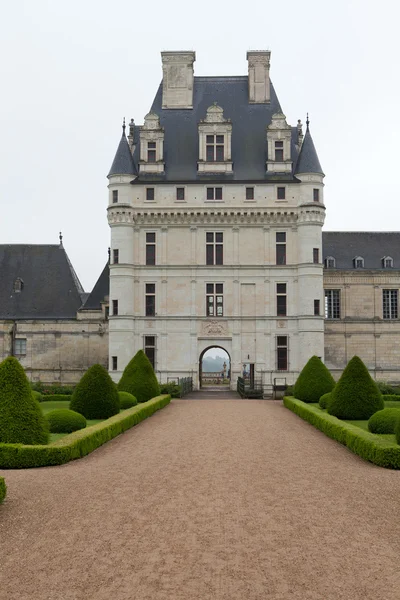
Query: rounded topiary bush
[
  {"left": 117, "top": 350, "right": 160, "bottom": 403},
  {"left": 0, "top": 356, "right": 49, "bottom": 445},
  {"left": 45, "top": 409, "right": 87, "bottom": 433},
  {"left": 319, "top": 391, "right": 333, "bottom": 410},
  {"left": 118, "top": 391, "right": 138, "bottom": 409},
  {"left": 32, "top": 390, "right": 43, "bottom": 403},
  {"left": 70, "top": 364, "right": 120, "bottom": 419},
  {"left": 368, "top": 408, "right": 400, "bottom": 434},
  {"left": 328, "top": 356, "right": 384, "bottom": 420},
  {"left": 293, "top": 356, "right": 335, "bottom": 403}
]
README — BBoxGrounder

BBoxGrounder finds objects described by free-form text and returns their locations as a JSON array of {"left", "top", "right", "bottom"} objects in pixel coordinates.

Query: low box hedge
[
  {"left": 0, "top": 394, "right": 170, "bottom": 469},
  {"left": 284, "top": 396, "right": 400, "bottom": 469},
  {"left": 0, "top": 476, "right": 6, "bottom": 504},
  {"left": 38, "top": 394, "right": 71, "bottom": 403}
]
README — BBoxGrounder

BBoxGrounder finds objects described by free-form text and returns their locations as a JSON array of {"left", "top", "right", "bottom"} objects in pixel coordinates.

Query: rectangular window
[
  {"left": 144, "top": 336, "right": 156, "bottom": 368},
  {"left": 112, "top": 299, "right": 118, "bottom": 316},
  {"left": 277, "top": 283, "right": 287, "bottom": 316},
  {"left": 276, "top": 232, "right": 286, "bottom": 265},
  {"left": 145, "top": 283, "right": 156, "bottom": 317},
  {"left": 325, "top": 290, "right": 341, "bottom": 319},
  {"left": 277, "top": 187, "right": 286, "bottom": 200},
  {"left": 245, "top": 187, "right": 254, "bottom": 200},
  {"left": 314, "top": 299, "right": 320, "bottom": 316},
  {"left": 176, "top": 187, "right": 185, "bottom": 201},
  {"left": 146, "top": 188, "right": 155, "bottom": 201},
  {"left": 206, "top": 134, "right": 224, "bottom": 162},
  {"left": 206, "top": 187, "right": 223, "bottom": 201},
  {"left": 112, "top": 356, "right": 118, "bottom": 371},
  {"left": 277, "top": 336, "right": 288, "bottom": 371},
  {"left": 206, "top": 283, "right": 224, "bottom": 317},
  {"left": 383, "top": 289, "right": 398, "bottom": 320},
  {"left": 313, "top": 188, "right": 320, "bottom": 202},
  {"left": 146, "top": 232, "right": 156, "bottom": 265},
  {"left": 313, "top": 248, "right": 319, "bottom": 264},
  {"left": 112, "top": 190, "right": 118, "bottom": 204},
  {"left": 206, "top": 232, "right": 223, "bottom": 265},
  {"left": 147, "top": 142, "right": 156, "bottom": 163},
  {"left": 275, "top": 141, "right": 284, "bottom": 161},
  {"left": 113, "top": 249, "right": 119, "bottom": 264},
  {"left": 14, "top": 338, "right": 27, "bottom": 355}
]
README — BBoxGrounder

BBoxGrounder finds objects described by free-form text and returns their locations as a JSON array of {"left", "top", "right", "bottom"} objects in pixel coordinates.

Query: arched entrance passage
[{"left": 199, "top": 346, "right": 231, "bottom": 389}]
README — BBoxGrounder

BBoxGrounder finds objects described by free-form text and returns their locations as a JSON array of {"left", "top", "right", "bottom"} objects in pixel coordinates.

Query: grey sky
[{"left": 1, "top": 0, "right": 398, "bottom": 291}]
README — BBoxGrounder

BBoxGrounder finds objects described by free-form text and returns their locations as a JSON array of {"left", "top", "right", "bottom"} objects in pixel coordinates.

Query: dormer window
[
  {"left": 198, "top": 104, "right": 232, "bottom": 173},
  {"left": 266, "top": 113, "right": 292, "bottom": 173},
  {"left": 139, "top": 112, "right": 164, "bottom": 174},
  {"left": 13, "top": 277, "right": 24, "bottom": 293},
  {"left": 382, "top": 256, "right": 393, "bottom": 268},
  {"left": 354, "top": 256, "right": 364, "bottom": 269},
  {"left": 275, "top": 141, "right": 284, "bottom": 161},
  {"left": 325, "top": 256, "right": 336, "bottom": 268}
]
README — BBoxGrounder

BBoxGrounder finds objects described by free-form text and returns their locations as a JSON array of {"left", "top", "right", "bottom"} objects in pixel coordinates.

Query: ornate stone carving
[{"left": 202, "top": 320, "right": 228, "bottom": 337}]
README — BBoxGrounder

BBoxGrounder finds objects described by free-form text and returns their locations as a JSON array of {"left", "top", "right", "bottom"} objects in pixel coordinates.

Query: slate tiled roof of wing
[
  {"left": 0, "top": 245, "right": 85, "bottom": 319},
  {"left": 322, "top": 232, "right": 400, "bottom": 269},
  {"left": 295, "top": 126, "right": 324, "bottom": 175},
  {"left": 130, "top": 77, "right": 302, "bottom": 182},
  {"left": 82, "top": 263, "right": 109, "bottom": 309}
]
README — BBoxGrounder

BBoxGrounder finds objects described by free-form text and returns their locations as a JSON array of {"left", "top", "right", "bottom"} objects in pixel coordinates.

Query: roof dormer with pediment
[
  {"left": 139, "top": 112, "right": 165, "bottom": 174},
  {"left": 266, "top": 113, "right": 292, "bottom": 174},
  {"left": 198, "top": 103, "right": 233, "bottom": 174}
]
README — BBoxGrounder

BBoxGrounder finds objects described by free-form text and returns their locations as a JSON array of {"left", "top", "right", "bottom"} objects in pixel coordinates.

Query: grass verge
[
  {"left": 40, "top": 401, "right": 103, "bottom": 443},
  {"left": 284, "top": 396, "right": 400, "bottom": 469},
  {"left": 0, "top": 395, "right": 170, "bottom": 469}
]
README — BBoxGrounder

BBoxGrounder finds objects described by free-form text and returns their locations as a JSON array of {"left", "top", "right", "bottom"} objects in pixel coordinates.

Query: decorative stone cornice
[{"left": 297, "top": 207, "right": 325, "bottom": 225}]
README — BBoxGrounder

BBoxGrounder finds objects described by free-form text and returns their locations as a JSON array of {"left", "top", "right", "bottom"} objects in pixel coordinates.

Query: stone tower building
[{"left": 107, "top": 50, "right": 325, "bottom": 389}]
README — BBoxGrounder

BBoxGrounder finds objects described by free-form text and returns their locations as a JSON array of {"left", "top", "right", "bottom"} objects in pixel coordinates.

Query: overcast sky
[{"left": 1, "top": 0, "right": 398, "bottom": 291}]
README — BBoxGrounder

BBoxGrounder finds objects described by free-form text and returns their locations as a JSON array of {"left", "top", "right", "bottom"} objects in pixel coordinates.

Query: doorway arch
[{"left": 199, "top": 346, "right": 231, "bottom": 389}]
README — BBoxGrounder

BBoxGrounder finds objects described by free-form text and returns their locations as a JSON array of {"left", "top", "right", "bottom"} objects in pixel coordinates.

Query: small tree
[
  {"left": 70, "top": 364, "right": 119, "bottom": 419},
  {"left": 328, "top": 356, "right": 384, "bottom": 420},
  {"left": 293, "top": 356, "right": 335, "bottom": 403},
  {"left": 117, "top": 350, "right": 160, "bottom": 403},
  {"left": 0, "top": 356, "right": 49, "bottom": 445}
]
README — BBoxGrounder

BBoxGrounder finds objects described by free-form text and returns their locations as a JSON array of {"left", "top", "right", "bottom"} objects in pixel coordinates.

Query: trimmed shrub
[
  {"left": 0, "top": 357, "right": 49, "bottom": 445},
  {"left": 118, "top": 391, "right": 138, "bottom": 409},
  {"left": 319, "top": 392, "right": 333, "bottom": 410},
  {"left": 376, "top": 381, "right": 397, "bottom": 395},
  {"left": 0, "top": 476, "right": 6, "bottom": 504},
  {"left": 32, "top": 383, "right": 74, "bottom": 396},
  {"left": 285, "top": 385, "right": 294, "bottom": 396},
  {"left": 328, "top": 356, "right": 384, "bottom": 420},
  {"left": 293, "top": 356, "right": 335, "bottom": 403},
  {"left": 32, "top": 390, "right": 43, "bottom": 403},
  {"left": 368, "top": 408, "right": 400, "bottom": 434},
  {"left": 118, "top": 350, "right": 160, "bottom": 403},
  {"left": 45, "top": 409, "right": 87, "bottom": 433},
  {"left": 383, "top": 394, "right": 400, "bottom": 402},
  {"left": 70, "top": 364, "right": 120, "bottom": 420},
  {"left": 160, "top": 382, "right": 181, "bottom": 398}
]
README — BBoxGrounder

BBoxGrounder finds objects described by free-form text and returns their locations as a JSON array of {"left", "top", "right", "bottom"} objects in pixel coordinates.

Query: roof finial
[
  {"left": 306, "top": 113, "right": 310, "bottom": 129},
  {"left": 122, "top": 117, "right": 126, "bottom": 134},
  {"left": 108, "top": 247, "right": 111, "bottom": 263},
  {"left": 59, "top": 231, "right": 63, "bottom": 246}
]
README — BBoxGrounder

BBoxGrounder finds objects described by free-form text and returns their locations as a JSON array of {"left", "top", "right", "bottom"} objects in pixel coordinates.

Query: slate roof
[
  {"left": 322, "top": 232, "right": 400, "bottom": 270},
  {"left": 121, "top": 76, "right": 307, "bottom": 183},
  {"left": 82, "top": 263, "right": 109, "bottom": 310},
  {"left": 295, "top": 126, "right": 324, "bottom": 175},
  {"left": 0, "top": 245, "right": 85, "bottom": 319},
  {"left": 108, "top": 129, "right": 137, "bottom": 177}
]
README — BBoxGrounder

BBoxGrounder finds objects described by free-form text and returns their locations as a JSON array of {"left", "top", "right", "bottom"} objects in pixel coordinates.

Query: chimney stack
[
  {"left": 247, "top": 50, "right": 271, "bottom": 103},
  {"left": 161, "top": 51, "right": 196, "bottom": 109}
]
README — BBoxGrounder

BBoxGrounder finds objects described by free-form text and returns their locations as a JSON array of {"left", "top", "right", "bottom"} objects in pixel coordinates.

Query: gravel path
[{"left": 1, "top": 397, "right": 400, "bottom": 600}]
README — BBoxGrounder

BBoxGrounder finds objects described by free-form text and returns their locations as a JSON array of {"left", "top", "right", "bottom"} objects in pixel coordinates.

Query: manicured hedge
[
  {"left": 32, "top": 390, "right": 43, "bottom": 403},
  {"left": 0, "top": 476, "right": 6, "bottom": 504},
  {"left": 368, "top": 408, "right": 400, "bottom": 434},
  {"left": 118, "top": 350, "right": 160, "bottom": 403},
  {"left": 382, "top": 395, "right": 400, "bottom": 402},
  {"left": 70, "top": 364, "right": 119, "bottom": 419},
  {"left": 284, "top": 396, "right": 400, "bottom": 469},
  {"left": 293, "top": 356, "right": 335, "bottom": 403},
  {"left": 38, "top": 394, "right": 71, "bottom": 403},
  {"left": 45, "top": 409, "right": 87, "bottom": 433},
  {"left": 0, "top": 395, "right": 170, "bottom": 469},
  {"left": 319, "top": 392, "right": 332, "bottom": 410},
  {"left": 118, "top": 391, "right": 138, "bottom": 409}
]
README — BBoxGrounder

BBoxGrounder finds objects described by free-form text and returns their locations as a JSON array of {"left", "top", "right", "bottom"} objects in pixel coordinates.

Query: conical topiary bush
[
  {"left": 327, "top": 355, "right": 384, "bottom": 420},
  {"left": 70, "top": 364, "right": 120, "bottom": 419},
  {"left": 0, "top": 356, "right": 49, "bottom": 445},
  {"left": 117, "top": 350, "right": 160, "bottom": 403},
  {"left": 293, "top": 355, "right": 335, "bottom": 403}
]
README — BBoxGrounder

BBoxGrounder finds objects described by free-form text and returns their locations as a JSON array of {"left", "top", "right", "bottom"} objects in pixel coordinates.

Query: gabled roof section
[
  {"left": 108, "top": 126, "right": 137, "bottom": 177},
  {"left": 131, "top": 76, "right": 301, "bottom": 182},
  {"left": 295, "top": 125, "right": 324, "bottom": 175},
  {"left": 82, "top": 262, "right": 109, "bottom": 310},
  {"left": 322, "top": 232, "right": 400, "bottom": 269},
  {"left": 0, "top": 245, "right": 85, "bottom": 319}
]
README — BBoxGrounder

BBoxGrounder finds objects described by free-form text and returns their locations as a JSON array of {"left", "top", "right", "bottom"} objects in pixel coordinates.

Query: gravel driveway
[{"left": 1, "top": 397, "right": 399, "bottom": 600}]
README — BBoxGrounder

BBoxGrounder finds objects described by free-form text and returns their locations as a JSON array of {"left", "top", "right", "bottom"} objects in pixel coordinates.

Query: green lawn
[{"left": 40, "top": 401, "right": 105, "bottom": 444}]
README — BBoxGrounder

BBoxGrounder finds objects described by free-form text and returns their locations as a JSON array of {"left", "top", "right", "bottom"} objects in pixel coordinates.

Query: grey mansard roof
[
  {"left": 82, "top": 262, "right": 109, "bottom": 310},
  {"left": 295, "top": 126, "right": 324, "bottom": 175},
  {"left": 129, "top": 77, "right": 305, "bottom": 183},
  {"left": 0, "top": 245, "right": 85, "bottom": 319},
  {"left": 322, "top": 232, "right": 400, "bottom": 269},
  {"left": 108, "top": 129, "right": 137, "bottom": 177}
]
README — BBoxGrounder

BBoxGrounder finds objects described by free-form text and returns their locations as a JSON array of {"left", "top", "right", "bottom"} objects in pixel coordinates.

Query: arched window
[
  {"left": 353, "top": 256, "right": 364, "bottom": 269},
  {"left": 382, "top": 256, "right": 393, "bottom": 268},
  {"left": 325, "top": 256, "right": 335, "bottom": 268},
  {"left": 13, "top": 277, "right": 24, "bottom": 293}
]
